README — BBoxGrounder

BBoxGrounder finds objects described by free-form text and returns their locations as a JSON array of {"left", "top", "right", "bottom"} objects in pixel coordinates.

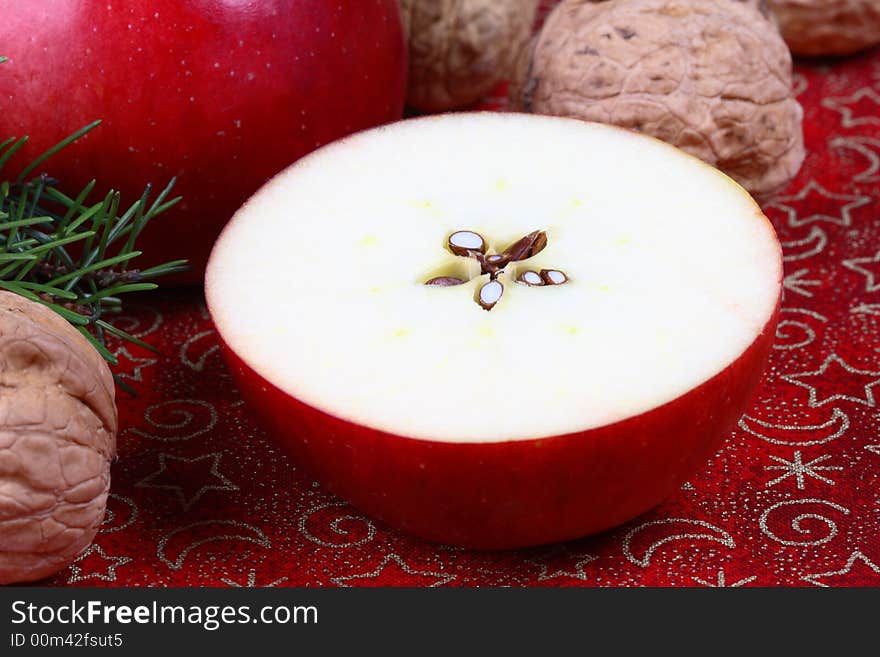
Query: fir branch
[{"left": 0, "top": 122, "right": 189, "bottom": 367}]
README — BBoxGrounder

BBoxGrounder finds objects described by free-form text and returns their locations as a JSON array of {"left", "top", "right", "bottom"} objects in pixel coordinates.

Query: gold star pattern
[
  {"left": 68, "top": 545, "right": 132, "bottom": 584},
  {"left": 331, "top": 554, "right": 455, "bottom": 587},
  {"left": 822, "top": 87, "right": 880, "bottom": 127},
  {"left": 767, "top": 180, "right": 870, "bottom": 228},
  {"left": 220, "top": 569, "right": 288, "bottom": 587},
  {"left": 843, "top": 251, "right": 880, "bottom": 293},
  {"left": 135, "top": 452, "right": 239, "bottom": 510},
  {"left": 692, "top": 569, "right": 756, "bottom": 587},
  {"left": 112, "top": 347, "right": 158, "bottom": 383},
  {"left": 525, "top": 547, "right": 598, "bottom": 581},
  {"left": 801, "top": 551, "right": 880, "bottom": 586},
  {"left": 781, "top": 355, "right": 880, "bottom": 407},
  {"left": 764, "top": 451, "right": 843, "bottom": 489}
]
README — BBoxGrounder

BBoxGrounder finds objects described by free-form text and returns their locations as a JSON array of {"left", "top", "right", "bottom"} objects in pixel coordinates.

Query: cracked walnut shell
[
  {"left": 0, "top": 291, "right": 117, "bottom": 584},
  {"left": 402, "top": 0, "right": 541, "bottom": 111},
  {"left": 769, "top": 0, "right": 880, "bottom": 56},
  {"left": 510, "top": 0, "right": 806, "bottom": 196}
]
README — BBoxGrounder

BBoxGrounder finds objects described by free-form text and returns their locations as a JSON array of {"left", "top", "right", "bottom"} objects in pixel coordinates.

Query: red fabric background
[{"left": 45, "top": 3, "right": 880, "bottom": 587}]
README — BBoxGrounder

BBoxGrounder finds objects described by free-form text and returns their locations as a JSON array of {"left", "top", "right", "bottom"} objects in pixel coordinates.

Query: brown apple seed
[
  {"left": 477, "top": 279, "right": 504, "bottom": 310},
  {"left": 448, "top": 230, "right": 487, "bottom": 256},
  {"left": 502, "top": 230, "right": 548, "bottom": 262},
  {"left": 425, "top": 276, "right": 467, "bottom": 286},
  {"left": 517, "top": 270, "right": 545, "bottom": 286}
]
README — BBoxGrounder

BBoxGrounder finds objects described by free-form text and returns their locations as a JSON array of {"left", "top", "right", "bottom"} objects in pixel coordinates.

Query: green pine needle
[{"left": 1, "top": 120, "right": 189, "bottom": 366}]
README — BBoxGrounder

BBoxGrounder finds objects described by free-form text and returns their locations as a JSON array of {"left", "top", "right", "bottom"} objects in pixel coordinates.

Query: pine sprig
[{"left": 0, "top": 121, "right": 188, "bottom": 368}]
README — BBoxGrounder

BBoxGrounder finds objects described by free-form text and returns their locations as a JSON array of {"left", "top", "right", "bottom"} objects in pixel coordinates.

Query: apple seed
[
  {"left": 478, "top": 279, "right": 504, "bottom": 310},
  {"left": 428, "top": 229, "right": 566, "bottom": 309},
  {"left": 448, "top": 230, "right": 487, "bottom": 256},
  {"left": 517, "top": 270, "right": 545, "bottom": 286},
  {"left": 425, "top": 276, "right": 466, "bottom": 286},
  {"left": 541, "top": 269, "right": 568, "bottom": 285},
  {"left": 502, "top": 230, "right": 548, "bottom": 262}
]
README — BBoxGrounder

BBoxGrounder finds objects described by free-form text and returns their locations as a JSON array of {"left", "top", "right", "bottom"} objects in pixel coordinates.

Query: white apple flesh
[{"left": 206, "top": 113, "right": 782, "bottom": 548}]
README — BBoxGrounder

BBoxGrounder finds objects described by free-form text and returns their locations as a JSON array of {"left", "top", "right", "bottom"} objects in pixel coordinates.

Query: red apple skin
[
  {"left": 214, "top": 303, "right": 780, "bottom": 549},
  {"left": 0, "top": 0, "right": 407, "bottom": 283}
]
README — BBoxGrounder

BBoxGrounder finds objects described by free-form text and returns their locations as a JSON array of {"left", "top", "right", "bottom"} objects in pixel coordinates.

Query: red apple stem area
[{"left": 424, "top": 229, "right": 569, "bottom": 310}]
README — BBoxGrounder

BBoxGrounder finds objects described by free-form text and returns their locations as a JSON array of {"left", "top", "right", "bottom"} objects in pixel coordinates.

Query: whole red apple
[
  {"left": 207, "top": 114, "right": 782, "bottom": 549},
  {"left": 0, "top": 0, "right": 407, "bottom": 282}
]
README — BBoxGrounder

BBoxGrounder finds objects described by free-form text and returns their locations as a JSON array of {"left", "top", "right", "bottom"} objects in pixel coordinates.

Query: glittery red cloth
[{"left": 49, "top": 5, "right": 880, "bottom": 587}]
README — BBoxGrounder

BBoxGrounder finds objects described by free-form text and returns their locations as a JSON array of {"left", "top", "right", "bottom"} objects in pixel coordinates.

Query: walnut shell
[
  {"left": 510, "top": 0, "right": 806, "bottom": 197},
  {"left": 400, "top": 0, "right": 413, "bottom": 42},
  {"left": 403, "top": 0, "right": 541, "bottom": 111},
  {"left": 0, "top": 292, "right": 117, "bottom": 584},
  {"left": 769, "top": 0, "right": 880, "bottom": 56}
]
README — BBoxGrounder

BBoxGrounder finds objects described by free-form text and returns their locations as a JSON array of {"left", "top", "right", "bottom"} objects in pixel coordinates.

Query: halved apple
[{"left": 205, "top": 113, "right": 782, "bottom": 549}]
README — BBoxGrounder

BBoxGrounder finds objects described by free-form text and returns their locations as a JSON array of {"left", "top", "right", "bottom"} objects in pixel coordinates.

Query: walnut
[
  {"left": 510, "top": 0, "right": 805, "bottom": 197},
  {"left": 402, "top": 0, "right": 541, "bottom": 111},
  {"left": 768, "top": 0, "right": 880, "bottom": 56},
  {"left": 0, "top": 292, "right": 117, "bottom": 584},
  {"left": 400, "top": 0, "right": 413, "bottom": 42}
]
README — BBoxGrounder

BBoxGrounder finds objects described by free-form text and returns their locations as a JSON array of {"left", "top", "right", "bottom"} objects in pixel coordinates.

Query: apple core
[{"left": 425, "top": 229, "right": 569, "bottom": 310}]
